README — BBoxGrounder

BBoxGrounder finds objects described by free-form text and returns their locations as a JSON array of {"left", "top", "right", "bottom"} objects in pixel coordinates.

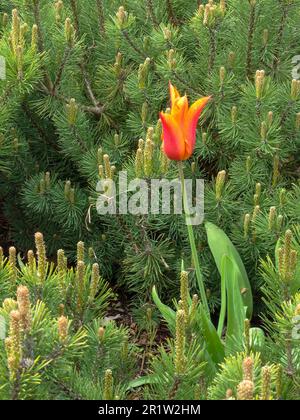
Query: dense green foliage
[{"left": 0, "top": 0, "right": 300, "bottom": 400}]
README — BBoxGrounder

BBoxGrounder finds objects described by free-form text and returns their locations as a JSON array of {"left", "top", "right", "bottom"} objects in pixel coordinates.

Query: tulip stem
[{"left": 177, "top": 161, "right": 210, "bottom": 318}]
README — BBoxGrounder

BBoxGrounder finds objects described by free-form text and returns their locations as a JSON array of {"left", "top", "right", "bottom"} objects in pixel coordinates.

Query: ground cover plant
[{"left": 0, "top": 0, "right": 300, "bottom": 400}]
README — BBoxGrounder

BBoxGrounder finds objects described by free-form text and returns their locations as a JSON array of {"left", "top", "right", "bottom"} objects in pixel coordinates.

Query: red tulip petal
[{"left": 160, "top": 112, "right": 186, "bottom": 161}]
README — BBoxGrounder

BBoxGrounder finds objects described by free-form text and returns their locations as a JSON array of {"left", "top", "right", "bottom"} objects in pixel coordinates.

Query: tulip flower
[{"left": 160, "top": 83, "right": 211, "bottom": 161}]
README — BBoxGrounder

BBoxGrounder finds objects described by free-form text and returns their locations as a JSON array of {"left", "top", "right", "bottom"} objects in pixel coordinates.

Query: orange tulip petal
[
  {"left": 171, "top": 95, "right": 189, "bottom": 126},
  {"left": 169, "top": 82, "right": 181, "bottom": 108},
  {"left": 184, "top": 96, "right": 211, "bottom": 149},
  {"left": 160, "top": 112, "right": 186, "bottom": 161}
]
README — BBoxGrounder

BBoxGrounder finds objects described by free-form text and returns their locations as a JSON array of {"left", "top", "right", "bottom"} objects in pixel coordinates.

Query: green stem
[{"left": 177, "top": 162, "right": 210, "bottom": 318}]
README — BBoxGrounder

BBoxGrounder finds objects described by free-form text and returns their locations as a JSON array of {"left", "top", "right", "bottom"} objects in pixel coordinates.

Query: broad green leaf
[
  {"left": 205, "top": 222, "right": 253, "bottom": 318},
  {"left": 199, "top": 306, "right": 225, "bottom": 365},
  {"left": 127, "top": 375, "right": 158, "bottom": 390},
  {"left": 224, "top": 255, "right": 246, "bottom": 354},
  {"left": 152, "top": 286, "right": 176, "bottom": 333}
]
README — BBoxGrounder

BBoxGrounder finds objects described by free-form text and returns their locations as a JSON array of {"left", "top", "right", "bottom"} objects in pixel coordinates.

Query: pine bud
[
  {"left": 31, "top": 24, "right": 38, "bottom": 51},
  {"left": 180, "top": 271, "right": 189, "bottom": 323},
  {"left": 64, "top": 180, "right": 71, "bottom": 200},
  {"left": 57, "top": 249, "right": 66, "bottom": 293},
  {"left": 219, "top": 66, "right": 226, "bottom": 85},
  {"left": 9, "top": 247, "right": 17, "bottom": 285},
  {"left": 295, "top": 113, "right": 300, "bottom": 130},
  {"left": 116, "top": 6, "right": 128, "bottom": 28},
  {"left": 243, "top": 357, "right": 253, "bottom": 381},
  {"left": 267, "top": 111, "right": 273, "bottom": 127},
  {"left": 268, "top": 207, "right": 276, "bottom": 231},
  {"left": 190, "top": 294, "right": 199, "bottom": 322},
  {"left": 114, "top": 52, "right": 122, "bottom": 76},
  {"left": 215, "top": 170, "right": 226, "bottom": 201},
  {"left": 89, "top": 263, "right": 100, "bottom": 301},
  {"left": 11, "top": 9, "right": 20, "bottom": 54},
  {"left": 260, "top": 366, "right": 271, "bottom": 400},
  {"left": 77, "top": 241, "right": 85, "bottom": 263},
  {"left": 255, "top": 70, "right": 265, "bottom": 100},
  {"left": 228, "top": 51, "right": 235, "bottom": 69},
  {"left": 16, "top": 45, "right": 23, "bottom": 78},
  {"left": 2, "top": 13, "right": 8, "bottom": 28},
  {"left": 202, "top": 132, "right": 207, "bottom": 145},
  {"left": 17, "top": 286, "right": 31, "bottom": 332},
  {"left": 144, "top": 139, "right": 153, "bottom": 177},
  {"left": 262, "top": 29, "right": 268, "bottom": 46},
  {"left": 160, "top": 144, "right": 169, "bottom": 175},
  {"left": 98, "top": 165, "right": 104, "bottom": 179},
  {"left": 76, "top": 260, "right": 85, "bottom": 312},
  {"left": 167, "top": 49, "right": 176, "bottom": 70},
  {"left": 244, "top": 319, "right": 250, "bottom": 354},
  {"left": 66, "top": 98, "right": 78, "bottom": 125},
  {"left": 220, "top": 0, "right": 226, "bottom": 16},
  {"left": 141, "top": 102, "right": 148, "bottom": 124},
  {"left": 103, "top": 369, "right": 114, "bottom": 400},
  {"left": 291, "top": 79, "right": 300, "bottom": 101},
  {"left": 279, "top": 188, "right": 286, "bottom": 208},
  {"left": 103, "top": 154, "right": 112, "bottom": 179},
  {"left": 261, "top": 121, "right": 267, "bottom": 141},
  {"left": 2, "top": 298, "right": 18, "bottom": 314},
  {"left": 231, "top": 106, "right": 238, "bottom": 124},
  {"left": 246, "top": 156, "right": 252, "bottom": 174},
  {"left": 7, "top": 310, "right": 22, "bottom": 379},
  {"left": 64, "top": 17, "right": 74, "bottom": 45},
  {"left": 275, "top": 364, "right": 282, "bottom": 400},
  {"left": 272, "top": 155, "right": 280, "bottom": 187},
  {"left": 55, "top": 0, "right": 64, "bottom": 23},
  {"left": 163, "top": 27, "right": 172, "bottom": 41},
  {"left": 58, "top": 315, "right": 68, "bottom": 343},
  {"left": 138, "top": 57, "right": 151, "bottom": 89},
  {"left": 27, "top": 250, "right": 36, "bottom": 274},
  {"left": 244, "top": 214, "right": 251, "bottom": 238},
  {"left": 135, "top": 148, "right": 144, "bottom": 178},
  {"left": 34, "top": 232, "right": 47, "bottom": 284},
  {"left": 98, "top": 326, "right": 105, "bottom": 340},
  {"left": 175, "top": 310, "right": 186, "bottom": 375},
  {"left": 237, "top": 380, "right": 254, "bottom": 400}
]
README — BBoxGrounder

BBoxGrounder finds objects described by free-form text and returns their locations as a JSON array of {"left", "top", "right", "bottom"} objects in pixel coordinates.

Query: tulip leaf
[
  {"left": 152, "top": 286, "right": 176, "bottom": 333},
  {"left": 223, "top": 255, "right": 247, "bottom": 354},
  {"left": 205, "top": 222, "right": 253, "bottom": 319},
  {"left": 199, "top": 306, "right": 225, "bottom": 365}
]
